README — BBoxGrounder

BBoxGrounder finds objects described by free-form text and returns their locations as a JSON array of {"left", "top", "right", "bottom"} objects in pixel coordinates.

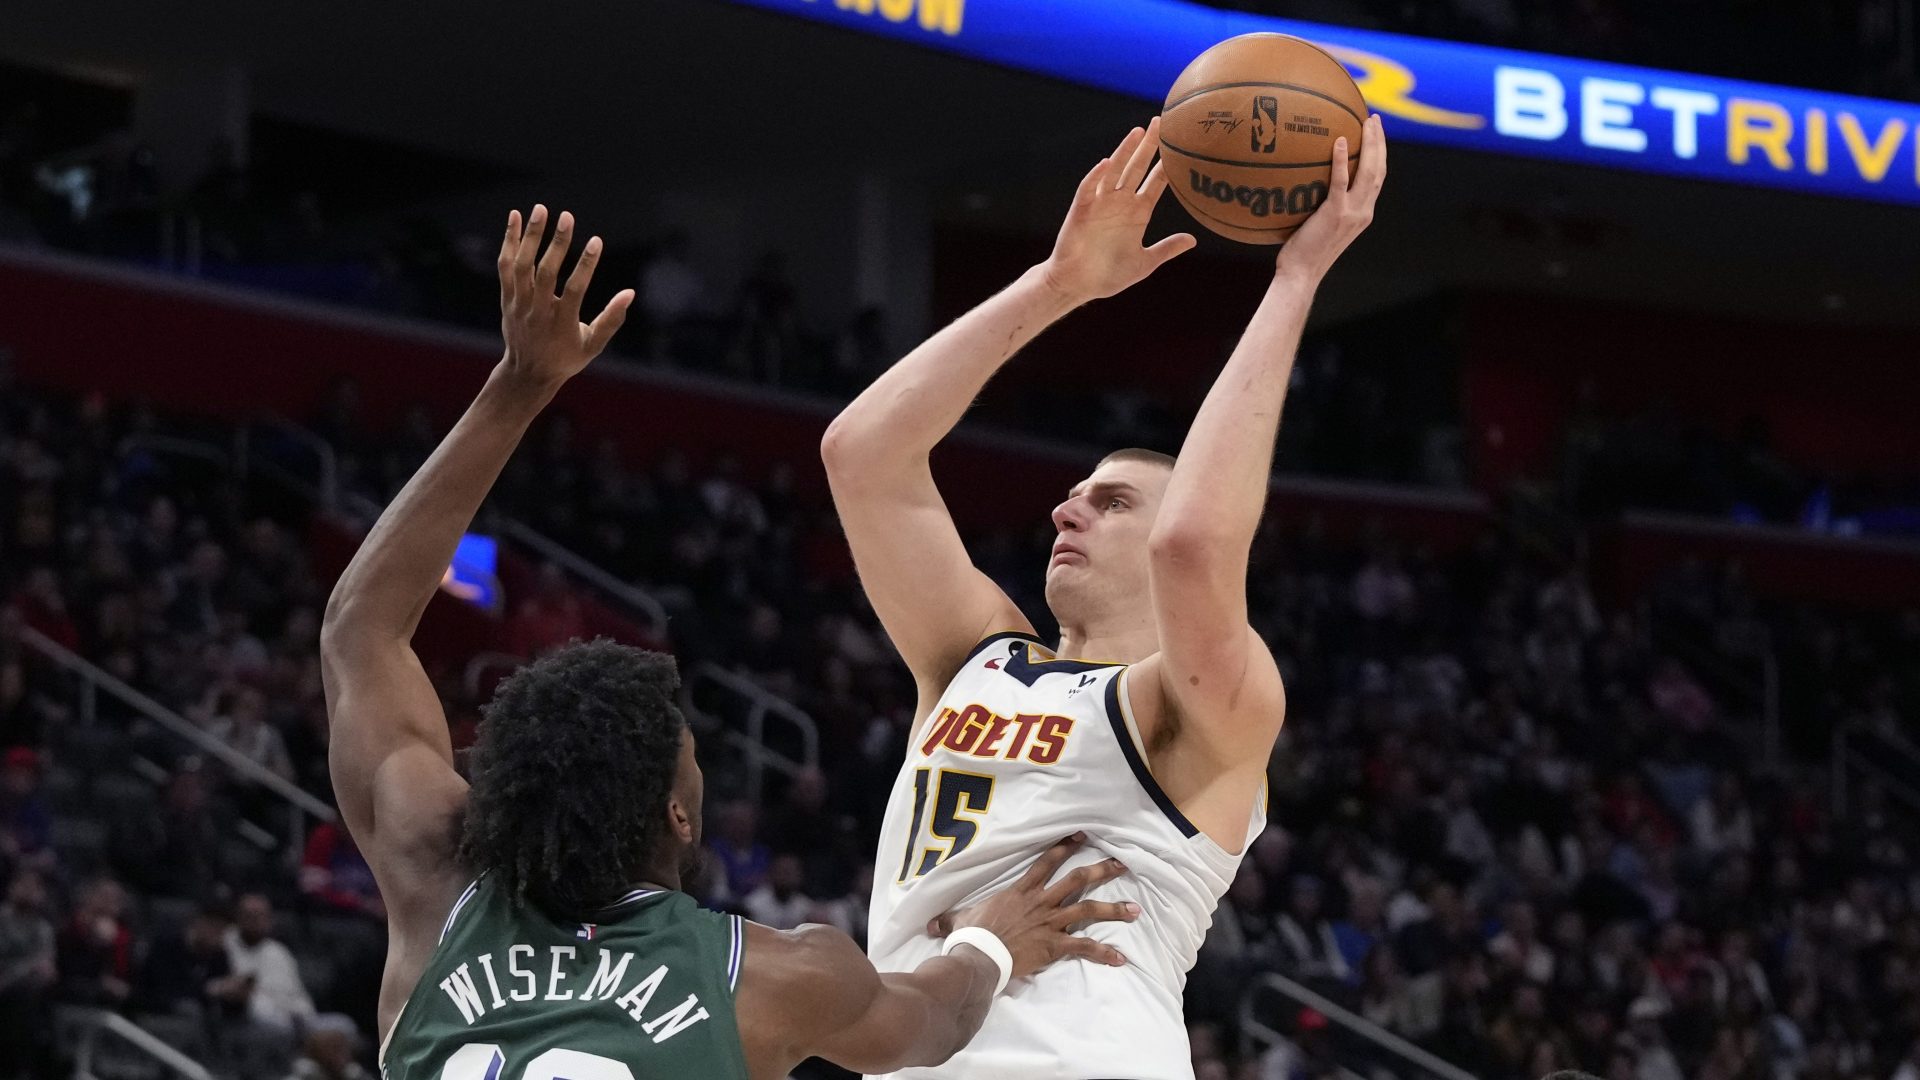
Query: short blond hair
[{"left": 1096, "top": 447, "right": 1176, "bottom": 470}]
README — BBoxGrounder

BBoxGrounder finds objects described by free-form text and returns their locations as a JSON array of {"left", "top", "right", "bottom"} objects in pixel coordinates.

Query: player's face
[
  {"left": 671, "top": 728, "right": 704, "bottom": 849},
  {"left": 671, "top": 729, "right": 708, "bottom": 883},
  {"left": 1044, "top": 459, "right": 1171, "bottom": 620}
]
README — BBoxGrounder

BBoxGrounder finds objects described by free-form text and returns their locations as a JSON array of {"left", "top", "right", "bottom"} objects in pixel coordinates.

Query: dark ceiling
[{"left": 6, "top": 0, "right": 1919, "bottom": 327}]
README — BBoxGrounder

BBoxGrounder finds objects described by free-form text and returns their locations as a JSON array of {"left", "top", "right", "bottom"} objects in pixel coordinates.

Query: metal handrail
[
  {"left": 15, "top": 625, "right": 336, "bottom": 823},
  {"left": 70, "top": 1008, "right": 216, "bottom": 1080},
  {"left": 496, "top": 518, "right": 669, "bottom": 640},
  {"left": 1240, "top": 972, "right": 1476, "bottom": 1080},
  {"left": 117, "top": 433, "right": 232, "bottom": 470},
  {"left": 464, "top": 651, "right": 525, "bottom": 700},
  {"left": 1833, "top": 719, "right": 1920, "bottom": 821},
  {"left": 235, "top": 416, "right": 340, "bottom": 511},
  {"left": 684, "top": 661, "right": 820, "bottom": 803}
]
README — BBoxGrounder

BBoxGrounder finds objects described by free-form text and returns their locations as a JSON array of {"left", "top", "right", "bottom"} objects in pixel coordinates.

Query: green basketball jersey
[{"left": 382, "top": 878, "right": 749, "bottom": 1080}]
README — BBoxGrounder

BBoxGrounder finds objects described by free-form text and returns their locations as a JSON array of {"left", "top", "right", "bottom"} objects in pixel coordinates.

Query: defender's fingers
[
  {"left": 1058, "top": 935, "right": 1128, "bottom": 967},
  {"left": 535, "top": 210, "right": 575, "bottom": 295},
  {"left": 514, "top": 204, "right": 547, "bottom": 298},
  {"left": 498, "top": 210, "right": 521, "bottom": 307},
  {"left": 1116, "top": 116, "right": 1161, "bottom": 192},
  {"left": 1041, "top": 856, "right": 1128, "bottom": 909},
  {"left": 583, "top": 289, "right": 634, "bottom": 356},
  {"left": 1019, "top": 833, "right": 1087, "bottom": 890},
  {"left": 1056, "top": 899, "right": 1142, "bottom": 930},
  {"left": 562, "top": 234, "right": 604, "bottom": 314},
  {"left": 926, "top": 913, "right": 955, "bottom": 938}
]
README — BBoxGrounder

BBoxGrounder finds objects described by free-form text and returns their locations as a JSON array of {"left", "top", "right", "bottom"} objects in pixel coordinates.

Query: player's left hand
[
  {"left": 497, "top": 205, "right": 634, "bottom": 387},
  {"left": 1275, "top": 114, "right": 1387, "bottom": 282}
]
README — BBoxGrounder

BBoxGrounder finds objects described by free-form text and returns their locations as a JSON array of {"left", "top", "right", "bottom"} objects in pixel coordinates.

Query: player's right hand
[
  {"left": 1039, "top": 119, "right": 1197, "bottom": 304},
  {"left": 497, "top": 205, "right": 634, "bottom": 389},
  {"left": 927, "top": 833, "right": 1138, "bottom": 978}
]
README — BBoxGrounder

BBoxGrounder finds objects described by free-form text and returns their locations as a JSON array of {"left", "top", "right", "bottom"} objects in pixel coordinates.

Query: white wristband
[{"left": 942, "top": 926, "right": 1013, "bottom": 995}]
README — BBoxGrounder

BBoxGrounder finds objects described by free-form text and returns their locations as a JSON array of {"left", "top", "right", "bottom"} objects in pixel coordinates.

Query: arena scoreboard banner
[{"left": 729, "top": 0, "right": 1920, "bottom": 208}]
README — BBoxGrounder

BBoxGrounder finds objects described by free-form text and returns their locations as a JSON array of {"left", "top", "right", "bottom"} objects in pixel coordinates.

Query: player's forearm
[
  {"left": 881, "top": 949, "right": 1001, "bottom": 1068},
  {"left": 821, "top": 265, "right": 1077, "bottom": 476},
  {"left": 1152, "top": 269, "right": 1318, "bottom": 559},
  {"left": 322, "top": 362, "right": 557, "bottom": 647}
]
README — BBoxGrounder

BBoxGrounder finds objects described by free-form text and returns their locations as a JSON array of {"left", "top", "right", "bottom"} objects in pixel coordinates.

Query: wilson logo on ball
[
  {"left": 1252, "top": 95, "right": 1280, "bottom": 153},
  {"left": 1189, "top": 170, "right": 1328, "bottom": 218}
]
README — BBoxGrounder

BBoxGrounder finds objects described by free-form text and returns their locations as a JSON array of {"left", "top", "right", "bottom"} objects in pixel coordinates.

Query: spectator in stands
[
  {"left": 138, "top": 904, "right": 252, "bottom": 1029},
  {"left": 0, "top": 869, "right": 56, "bottom": 1079},
  {"left": 299, "top": 820, "right": 383, "bottom": 922},
  {"left": 283, "top": 1019, "right": 372, "bottom": 1080},
  {"left": 827, "top": 307, "right": 890, "bottom": 395},
  {"left": 56, "top": 876, "right": 135, "bottom": 1009},
  {"left": 0, "top": 653, "right": 53, "bottom": 753},
  {"left": 0, "top": 747, "right": 52, "bottom": 873},
  {"left": 10, "top": 568, "right": 76, "bottom": 654},
  {"left": 225, "top": 892, "right": 316, "bottom": 1036},
  {"left": 207, "top": 683, "right": 296, "bottom": 826},
  {"left": 110, "top": 761, "right": 225, "bottom": 899},
  {"left": 1275, "top": 875, "right": 1350, "bottom": 985},
  {"left": 503, "top": 563, "right": 589, "bottom": 658},
  {"left": 637, "top": 230, "right": 705, "bottom": 352},
  {"left": 728, "top": 250, "right": 801, "bottom": 383},
  {"left": 705, "top": 799, "right": 770, "bottom": 906},
  {"left": 742, "top": 853, "right": 814, "bottom": 930}
]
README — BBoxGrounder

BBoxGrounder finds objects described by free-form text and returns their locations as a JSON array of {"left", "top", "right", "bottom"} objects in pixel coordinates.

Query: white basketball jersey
[{"left": 866, "top": 632, "right": 1265, "bottom": 1080}]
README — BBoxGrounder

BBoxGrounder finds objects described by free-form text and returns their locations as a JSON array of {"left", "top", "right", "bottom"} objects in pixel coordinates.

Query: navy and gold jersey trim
[
  {"left": 1103, "top": 673, "right": 1200, "bottom": 839},
  {"left": 966, "top": 630, "right": 1048, "bottom": 670}
]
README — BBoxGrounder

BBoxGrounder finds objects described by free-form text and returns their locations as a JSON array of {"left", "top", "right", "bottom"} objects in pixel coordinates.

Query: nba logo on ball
[
  {"left": 1252, "top": 96, "right": 1279, "bottom": 153},
  {"left": 1160, "top": 33, "right": 1367, "bottom": 245}
]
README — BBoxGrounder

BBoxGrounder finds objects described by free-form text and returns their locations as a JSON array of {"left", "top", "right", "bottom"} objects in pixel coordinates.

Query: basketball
[{"left": 1160, "top": 33, "right": 1367, "bottom": 244}]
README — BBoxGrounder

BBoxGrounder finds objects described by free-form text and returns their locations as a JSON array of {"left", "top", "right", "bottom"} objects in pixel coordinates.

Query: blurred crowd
[
  {"left": 4, "top": 350, "right": 1920, "bottom": 1080},
  {"left": 333, "top": 371, "right": 1920, "bottom": 1079},
  {"left": 0, "top": 373, "right": 380, "bottom": 1079}
]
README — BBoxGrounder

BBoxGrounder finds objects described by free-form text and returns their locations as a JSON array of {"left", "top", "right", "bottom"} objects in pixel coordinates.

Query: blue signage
[{"left": 727, "top": 0, "right": 1920, "bottom": 207}]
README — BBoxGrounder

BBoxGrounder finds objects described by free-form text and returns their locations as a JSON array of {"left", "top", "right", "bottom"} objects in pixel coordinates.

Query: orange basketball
[{"left": 1160, "top": 33, "right": 1367, "bottom": 245}]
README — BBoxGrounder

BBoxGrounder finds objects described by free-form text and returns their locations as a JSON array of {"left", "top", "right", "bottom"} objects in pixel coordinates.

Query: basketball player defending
[
  {"left": 822, "top": 115, "right": 1386, "bottom": 1078},
  {"left": 323, "top": 207, "right": 1141, "bottom": 1080}
]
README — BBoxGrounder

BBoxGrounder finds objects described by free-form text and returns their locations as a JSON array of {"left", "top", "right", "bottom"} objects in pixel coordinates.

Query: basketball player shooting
[
  {"left": 822, "top": 114, "right": 1386, "bottom": 1079},
  {"left": 322, "top": 207, "right": 1141, "bottom": 1080}
]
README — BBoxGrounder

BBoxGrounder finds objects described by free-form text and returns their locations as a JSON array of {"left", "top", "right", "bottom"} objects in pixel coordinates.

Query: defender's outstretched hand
[
  {"left": 1041, "top": 118, "right": 1198, "bottom": 304},
  {"left": 926, "top": 833, "right": 1138, "bottom": 976},
  {"left": 1276, "top": 114, "right": 1387, "bottom": 281},
  {"left": 497, "top": 205, "right": 635, "bottom": 386}
]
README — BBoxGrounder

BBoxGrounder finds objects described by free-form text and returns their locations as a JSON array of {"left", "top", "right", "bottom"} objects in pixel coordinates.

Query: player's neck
[{"left": 1054, "top": 615, "right": 1159, "bottom": 665}]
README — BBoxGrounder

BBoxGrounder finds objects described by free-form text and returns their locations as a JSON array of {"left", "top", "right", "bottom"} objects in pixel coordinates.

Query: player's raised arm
[
  {"left": 738, "top": 835, "right": 1134, "bottom": 1076},
  {"left": 822, "top": 120, "right": 1196, "bottom": 692},
  {"left": 1140, "top": 117, "right": 1386, "bottom": 755},
  {"left": 319, "top": 206, "right": 631, "bottom": 1025}
]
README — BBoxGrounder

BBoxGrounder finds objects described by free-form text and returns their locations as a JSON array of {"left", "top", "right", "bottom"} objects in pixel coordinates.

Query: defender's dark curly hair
[{"left": 458, "top": 639, "right": 686, "bottom": 918}]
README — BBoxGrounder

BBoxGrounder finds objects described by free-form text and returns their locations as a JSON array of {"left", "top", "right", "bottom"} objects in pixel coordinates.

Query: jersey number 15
[{"left": 897, "top": 768, "right": 995, "bottom": 881}]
